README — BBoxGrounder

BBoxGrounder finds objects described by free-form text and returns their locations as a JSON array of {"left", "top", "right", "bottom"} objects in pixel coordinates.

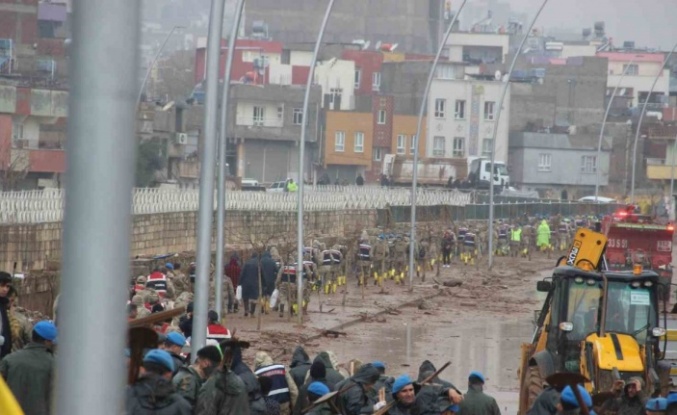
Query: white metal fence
[{"left": 0, "top": 186, "right": 472, "bottom": 224}]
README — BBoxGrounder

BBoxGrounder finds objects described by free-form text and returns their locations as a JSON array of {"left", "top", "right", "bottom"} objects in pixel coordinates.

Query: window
[
  {"left": 354, "top": 69, "right": 361, "bottom": 89},
  {"left": 623, "top": 64, "right": 639, "bottom": 76},
  {"left": 253, "top": 106, "right": 265, "bottom": 125},
  {"left": 433, "top": 136, "right": 445, "bottom": 157},
  {"left": 11, "top": 121, "right": 23, "bottom": 142},
  {"left": 452, "top": 137, "right": 465, "bottom": 157},
  {"left": 293, "top": 108, "right": 303, "bottom": 125},
  {"left": 410, "top": 135, "right": 416, "bottom": 153},
  {"left": 335, "top": 131, "right": 345, "bottom": 152},
  {"left": 329, "top": 88, "right": 342, "bottom": 110},
  {"left": 434, "top": 99, "right": 446, "bottom": 118},
  {"left": 354, "top": 132, "right": 364, "bottom": 153},
  {"left": 277, "top": 106, "right": 284, "bottom": 119},
  {"left": 538, "top": 153, "right": 552, "bottom": 172},
  {"left": 436, "top": 64, "right": 455, "bottom": 80},
  {"left": 396, "top": 135, "right": 406, "bottom": 154},
  {"left": 373, "top": 147, "right": 382, "bottom": 161},
  {"left": 372, "top": 72, "right": 381, "bottom": 91},
  {"left": 377, "top": 109, "right": 386, "bottom": 125},
  {"left": 481, "top": 138, "right": 493, "bottom": 157},
  {"left": 455, "top": 100, "right": 466, "bottom": 119},
  {"left": 484, "top": 101, "right": 495, "bottom": 120},
  {"left": 581, "top": 155, "right": 597, "bottom": 173}
]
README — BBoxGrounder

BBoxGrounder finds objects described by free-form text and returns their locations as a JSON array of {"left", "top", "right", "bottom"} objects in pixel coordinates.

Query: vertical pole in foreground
[
  {"left": 488, "top": 0, "right": 549, "bottom": 269},
  {"left": 409, "top": 0, "right": 468, "bottom": 291},
  {"left": 216, "top": 0, "right": 246, "bottom": 323},
  {"left": 630, "top": 42, "right": 677, "bottom": 203},
  {"left": 55, "top": 0, "right": 139, "bottom": 413},
  {"left": 297, "top": 0, "right": 335, "bottom": 325},
  {"left": 594, "top": 58, "right": 636, "bottom": 200},
  {"left": 193, "top": 0, "right": 226, "bottom": 358},
  {"left": 670, "top": 133, "right": 677, "bottom": 220}
]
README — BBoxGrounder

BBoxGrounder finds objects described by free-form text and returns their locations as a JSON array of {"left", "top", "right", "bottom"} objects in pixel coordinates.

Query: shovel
[{"left": 545, "top": 373, "right": 591, "bottom": 415}]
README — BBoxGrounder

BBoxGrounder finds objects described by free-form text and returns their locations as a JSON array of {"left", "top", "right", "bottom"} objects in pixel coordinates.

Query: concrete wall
[{"left": 0, "top": 209, "right": 380, "bottom": 274}]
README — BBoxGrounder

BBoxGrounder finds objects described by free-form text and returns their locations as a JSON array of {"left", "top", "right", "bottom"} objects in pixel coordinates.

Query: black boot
[
  {"left": 279, "top": 304, "right": 285, "bottom": 317},
  {"left": 244, "top": 300, "right": 249, "bottom": 317},
  {"left": 249, "top": 302, "right": 256, "bottom": 317}
]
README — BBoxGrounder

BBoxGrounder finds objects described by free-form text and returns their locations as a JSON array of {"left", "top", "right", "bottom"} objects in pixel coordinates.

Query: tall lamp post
[
  {"left": 487, "top": 0, "right": 549, "bottom": 269},
  {"left": 297, "top": 0, "right": 335, "bottom": 325},
  {"left": 670, "top": 133, "right": 677, "bottom": 220},
  {"left": 409, "top": 0, "right": 469, "bottom": 290},
  {"left": 215, "top": 0, "right": 246, "bottom": 325},
  {"left": 629, "top": 41, "right": 677, "bottom": 203},
  {"left": 594, "top": 58, "right": 636, "bottom": 199},
  {"left": 136, "top": 25, "right": 185, "bottom": 106},
  {"left": 192, "top": 0, "right": 226, "bottom": 359},
  {"left": 55, "top": 0, "right": 139, "bottom": 413}
]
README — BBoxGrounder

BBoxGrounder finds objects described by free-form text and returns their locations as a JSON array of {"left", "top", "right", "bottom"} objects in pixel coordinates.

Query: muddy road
[{"left": 225, "top": 254, "right": 556, "bottom": 413}]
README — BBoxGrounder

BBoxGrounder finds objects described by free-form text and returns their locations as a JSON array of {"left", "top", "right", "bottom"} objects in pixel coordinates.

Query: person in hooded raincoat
[
  {"left": 226, "top": 342, "right": 267, "bottom": 415},
  {"left": 289, "top": 346, "right": 312, "bottom": 388},
  {"left": 254, "top": 351, "right": 299, "bottom": 415},
  {"left": 536, "top": 220, "right": 551, "bottom": 250},
  {"left": 309, "top": 351, "right": 345, "bottom": 390},
  {"left": 600, "top": 377, "right": 648, "bottom": 415},
  {"left": 335, "top": 363, "right": 382, "bottom": 415}
]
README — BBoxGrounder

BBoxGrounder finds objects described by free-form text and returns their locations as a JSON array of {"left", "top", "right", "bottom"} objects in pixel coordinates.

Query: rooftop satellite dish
[
  {"left": 390, "top": 43, "right": 399, "bottom": 52},
  {"left": 162, "top": 101, "right": 175, "bottom": 111},
  {"left": 375, "top": 41, "right": 382, "bottom": 50},
  {"left": 363, "top": 40, "right": 370, "bottom": 50},
  {"left": 495, "top": 70, "right": 501, "bottom": 80}
]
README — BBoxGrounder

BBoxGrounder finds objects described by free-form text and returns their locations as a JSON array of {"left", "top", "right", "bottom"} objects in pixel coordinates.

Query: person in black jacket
[
  {"left": 260, "top": 252, "right": 278, "bottom": 314},
  {"left": 240, "top": 254, "right": 261, "bottom": 317},
  {"left": 289, "top": 346, "right": 312, "bottom": 388},
  {"left": 0, "top": 271, "right": 13, "bottom": 359}
]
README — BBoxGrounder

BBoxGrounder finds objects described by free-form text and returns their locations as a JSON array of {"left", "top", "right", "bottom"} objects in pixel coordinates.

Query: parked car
[
  {"left": 241, "top": 178, "right": 265, "bottom": 192},
  {"left": 268, "top": 180, "right": 288, "bottom": 192},
  {"left": 577, "top": 195, "right": 616, "bottom": 203}
]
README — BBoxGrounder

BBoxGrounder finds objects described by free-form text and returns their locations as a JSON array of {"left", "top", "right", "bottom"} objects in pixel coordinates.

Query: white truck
[
  {"left": 381, "top": 154, "right": 467, "bottom": 187},
  {"left": 466, "top": 157, "right": 510, "bottom": 189}
]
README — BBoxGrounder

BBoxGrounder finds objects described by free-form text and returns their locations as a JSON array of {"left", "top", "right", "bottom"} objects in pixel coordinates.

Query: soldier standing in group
[
  {"left": 356, "top": 238, "right": 373, "bottom": 288},
  {"left": 416, "top": 238, "right": 429, "bottom": 281},
  {"left": 371, "top": 237, "right": 389, "bottom": 287},
  {"left": 393, "top": 236, "right": 409, "bottom": 283}
]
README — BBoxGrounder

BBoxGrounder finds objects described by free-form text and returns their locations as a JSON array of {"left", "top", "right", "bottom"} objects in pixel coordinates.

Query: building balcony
[
  {"left": 235, "top": 116, "right": 285, "bottom": 128},
  {"left": 646, "top": 158, "right": 677, "bottom": 180}
]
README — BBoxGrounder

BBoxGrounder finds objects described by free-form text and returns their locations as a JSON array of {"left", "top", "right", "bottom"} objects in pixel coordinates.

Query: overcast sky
[{"left": 508, "top": 0, "right": 676, "bottom": 50}]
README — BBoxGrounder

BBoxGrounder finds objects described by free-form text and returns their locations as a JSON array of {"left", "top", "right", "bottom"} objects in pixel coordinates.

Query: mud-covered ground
[{"left": 225, "top": 253, "right": 557, "bottom": 413}]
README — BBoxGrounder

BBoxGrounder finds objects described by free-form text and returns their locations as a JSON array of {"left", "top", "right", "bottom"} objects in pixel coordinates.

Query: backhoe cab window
[{"left": 565, "top": 278, "right": 655, "bottom": 342}]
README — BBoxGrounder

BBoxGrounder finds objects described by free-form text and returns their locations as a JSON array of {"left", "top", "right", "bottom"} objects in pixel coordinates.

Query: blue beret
[
  {"left": 308, "top": 381, "right": 330, "bottom": 397},
  {"left": 561, "top": 385, "right": 592, "bottom": 408},
  {"left": 392, "top": 374, "right": 414, "bottom": 395},
  {"left": 647, "top": 398, "right": 668, "bottom": 412},
  {"left": 666, "top": 392, "right": 677, "bottom": 406},
  {"left": 34, "top": 321, "right": 58, "bottom": 342},
  {"left": 165, "top": 263, "right": 174, "bottom": 270},
  {"left": 446, "top": 404, "right": 461, "bottom": 413},
  {"left": 469, "top": 371, "right": 485, "bottom": 383},
  {"left": 372, "top": 361, "right": 386, "bottom": 370},
  {"left": 143, "top": 349, "right": 175, "bottom": 373},
  {"left": 166, "top": 332, "right": 186, "bottom": 347}
]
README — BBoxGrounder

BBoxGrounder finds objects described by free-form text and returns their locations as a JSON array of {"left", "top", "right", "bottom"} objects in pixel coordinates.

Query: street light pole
[
  {"left": 487, "top": 0, "right": 549, "bottom": 269},
  {"left": 409, "top": 0, "right": 468, "bottom": 290},
  {"left": 136, "top": 25, "right": 184, "bottom": 106},
  {"left": 215, "top": 0, "right": 245, "bottom": 324},
  {"left": 594, "top": 58, "right": 636, "bottom": 200},
  {"left": 297, "top": 0, "right": 335, "bottom": 325},
  {"left": 55, "top": 0, "right": 139, "bottom": 413},
  {"left": 192, "top": 0, "right": 225, "bottom": 360},
  {"left": 630, "top": 41, "right": 677, "bottom": 203}
]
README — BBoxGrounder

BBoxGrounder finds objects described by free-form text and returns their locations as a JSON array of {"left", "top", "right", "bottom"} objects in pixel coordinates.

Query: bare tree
[
  {"left": 154, "top": 50, "right": 196, "bottom": 101},
  {"left": 0, "top": 139, "right": 29, "bottom": 190}
]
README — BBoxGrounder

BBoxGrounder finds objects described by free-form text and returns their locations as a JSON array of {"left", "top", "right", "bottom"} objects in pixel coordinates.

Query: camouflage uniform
[
  {"left": 131, "top": 295, "right": 151, "bottom": 319},
  {"left": 371, "top": 238, "right": 389, "bottom": 281}
]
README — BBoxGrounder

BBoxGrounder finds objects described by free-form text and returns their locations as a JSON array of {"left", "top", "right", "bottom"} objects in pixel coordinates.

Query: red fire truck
[{"left": 601, "top": 205, "right": 674, "bottom": 287}]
